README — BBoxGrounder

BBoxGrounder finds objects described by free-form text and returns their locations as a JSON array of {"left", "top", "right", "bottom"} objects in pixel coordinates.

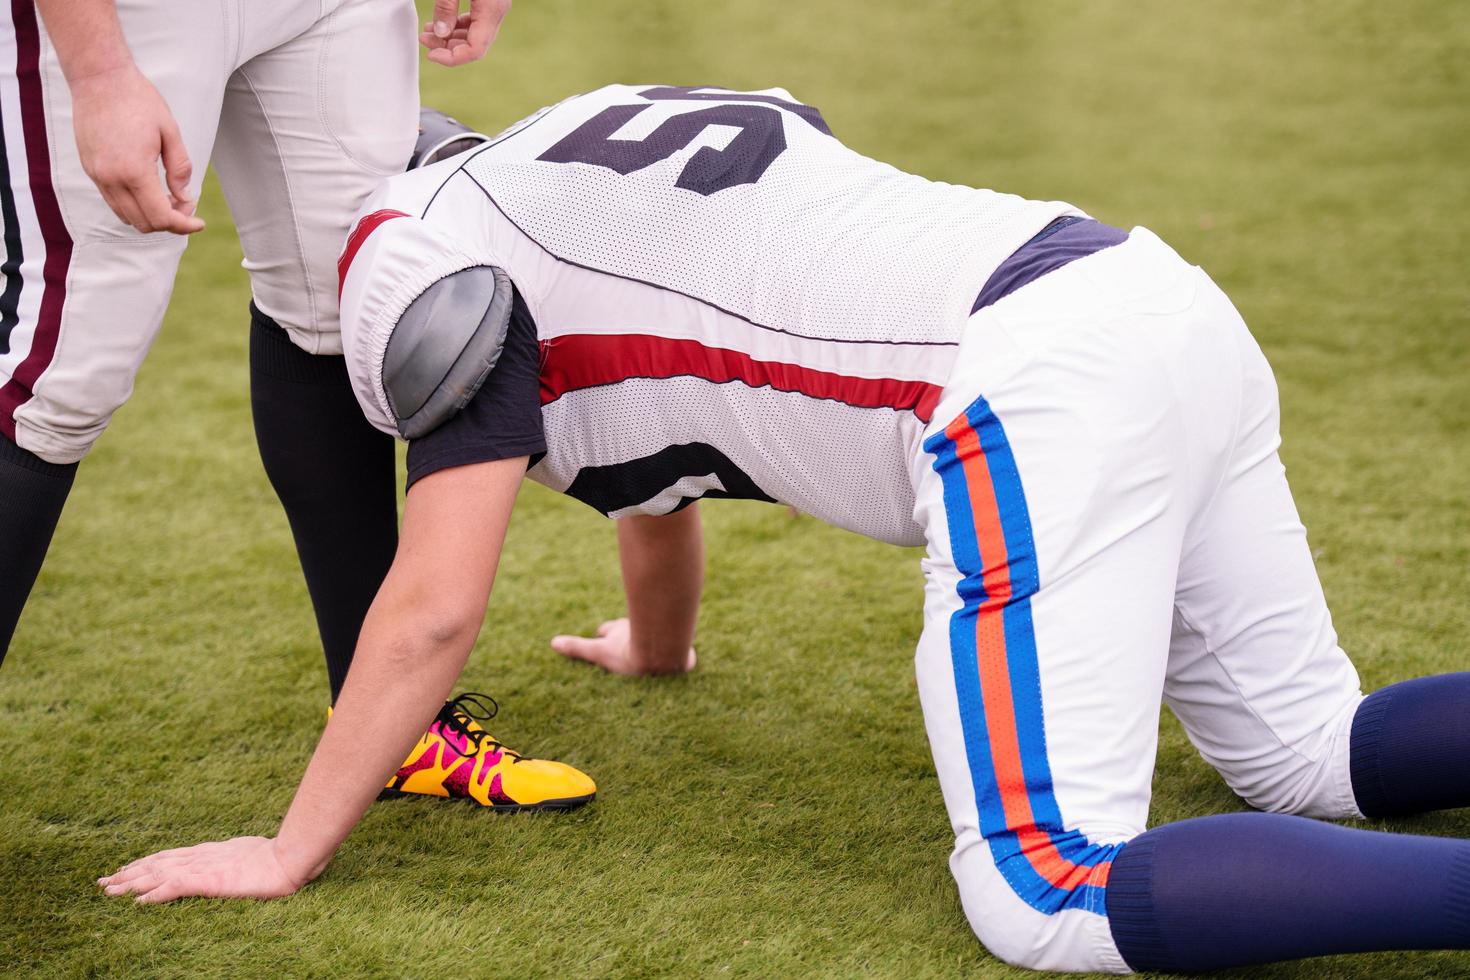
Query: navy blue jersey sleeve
[{"left": 405, "top": 291, "right": 545, "bottom": 489}]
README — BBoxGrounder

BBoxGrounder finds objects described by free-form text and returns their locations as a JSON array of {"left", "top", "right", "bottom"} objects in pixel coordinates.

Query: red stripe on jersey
[
  {"left": 539, "top": 333, "right": 943, "bottom": 422},
  {"left": 0, "top": 0, "right": 75, "bottom": 440},
  {"left": 337, "top": 209, "right": 409, "bottom": 299}
]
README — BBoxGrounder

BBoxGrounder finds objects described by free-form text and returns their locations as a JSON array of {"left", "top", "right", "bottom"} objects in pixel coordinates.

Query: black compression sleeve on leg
[
  {"left": 1350, "top": 672, "right": 1470, "bottom": 817},
  {"left": 249, "top": 305, "right": 398, "bottom": 701},
  {"left": 0, "top": 435, "right": 77, "bottom": 665}
]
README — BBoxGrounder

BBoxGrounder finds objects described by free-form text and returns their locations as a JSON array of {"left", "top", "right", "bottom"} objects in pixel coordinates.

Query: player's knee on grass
[{"left": 950, "top": 832, "right": 1133, "bottom": 974}]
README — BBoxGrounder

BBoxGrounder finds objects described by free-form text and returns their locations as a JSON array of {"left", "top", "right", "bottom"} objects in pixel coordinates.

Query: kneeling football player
[{"left": 102, "top": 87, "right": 1470, "bottom": 974}]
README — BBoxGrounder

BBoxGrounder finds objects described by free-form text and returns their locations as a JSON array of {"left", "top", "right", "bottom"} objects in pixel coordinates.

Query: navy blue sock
[
  {"left": 1351, "top": 673, "right": 1470, "bottom": 818},
  {"left": 1106, "top": 813, "right": 1470, "bottom": 972}
]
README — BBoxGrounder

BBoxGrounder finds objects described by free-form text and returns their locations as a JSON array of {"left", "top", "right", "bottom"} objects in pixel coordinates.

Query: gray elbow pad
[{"left": 381, "top": 265, "right": 514, "bottom": 439}]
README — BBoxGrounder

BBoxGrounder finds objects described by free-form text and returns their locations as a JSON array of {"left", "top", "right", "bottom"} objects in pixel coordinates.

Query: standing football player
[
  {"left": 101, "top": 86, "right": 1469, "bottom": 973},
  {"left": 0, "top": 0, "right": 594, "bottom": 810}
]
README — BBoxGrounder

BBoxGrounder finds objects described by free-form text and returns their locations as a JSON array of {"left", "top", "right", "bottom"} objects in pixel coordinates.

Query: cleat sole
[{"left": 375, "top": 788, "right": 596, "bottom": 813}]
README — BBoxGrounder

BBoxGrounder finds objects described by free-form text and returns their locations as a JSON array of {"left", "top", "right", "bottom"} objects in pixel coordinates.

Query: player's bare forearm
[
  {"left": 36, "top": 0, "right": 203, "bottom": 234},
  {"left": 34, "top": 0, "right": 132, "bottom": 82},
  {"left": 619, "top": 505, "right": 703, "bottom": 670},
  {"left": 271, "top": 577, "right": 482, "bottom": 883},
  {"left": 100, "top": 458, "right": 526, "bottom": 902},
  {"left": 274, "top": 457, "right": 528, "bottom": 879}
]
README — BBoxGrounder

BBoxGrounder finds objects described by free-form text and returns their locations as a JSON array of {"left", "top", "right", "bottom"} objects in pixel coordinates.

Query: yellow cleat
[{"left": 374, "top": 693, "right": 596, "bottom": 811}]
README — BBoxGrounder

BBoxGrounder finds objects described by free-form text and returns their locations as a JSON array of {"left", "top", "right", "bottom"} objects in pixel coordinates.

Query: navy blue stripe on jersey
[
  {"left": 538, "top": 102, "right": 789, "bottom": 197},
  {"left": 0, "top": 92, "right": 24, "bottom": 356},
  {"left": 971, "top": 218, "right": 1129, "bottom": 314},
  {"left": 563, "top": 442, "right": 776, "bottom": 516}
]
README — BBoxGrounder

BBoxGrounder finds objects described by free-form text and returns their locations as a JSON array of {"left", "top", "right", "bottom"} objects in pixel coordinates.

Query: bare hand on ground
[
  {"left": 552, "top": 618, "right": 697, "bottom": 676},
  {"left": 98, "top": 836, "right": 310, "bottom": 904}
]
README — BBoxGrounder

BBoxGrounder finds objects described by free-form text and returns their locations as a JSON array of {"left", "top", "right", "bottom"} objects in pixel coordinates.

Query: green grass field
[{"left": 3, "top": 1, "right": 1468, "bottom": 976}]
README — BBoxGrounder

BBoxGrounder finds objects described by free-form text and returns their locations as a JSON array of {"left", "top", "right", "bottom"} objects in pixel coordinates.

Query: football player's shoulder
[
  {"left": 746, "top": 84, "right": 805, "bottom": 103},
  {"left": 358, "top": 158, "right": 466, "bottom": 222}
]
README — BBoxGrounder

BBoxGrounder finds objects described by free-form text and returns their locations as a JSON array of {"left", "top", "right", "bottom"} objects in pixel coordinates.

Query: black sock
[
  {"left": 249, "top": 305, "right": 398, "bottom": 700},
  {"left": 0, "top": 435, "right": 77, "bottom": 666}
]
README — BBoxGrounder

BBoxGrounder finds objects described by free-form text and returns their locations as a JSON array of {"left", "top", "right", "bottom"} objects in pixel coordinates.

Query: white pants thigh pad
[
  {"left": 0, "top": 0, "right": 417, "bottom": 463},
  {"left": 909, "top": 229, "right": 1363, "bottom": 973}
]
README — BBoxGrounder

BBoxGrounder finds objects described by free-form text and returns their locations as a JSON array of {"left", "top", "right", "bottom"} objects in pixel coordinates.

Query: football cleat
[{"left": 371, "top": 693, "right": 596, "bottom": 811}]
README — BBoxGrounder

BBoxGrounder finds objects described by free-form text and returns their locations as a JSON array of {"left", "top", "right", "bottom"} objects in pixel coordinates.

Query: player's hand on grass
[
  {"left": 98, "top": 836, "right": 310, "bottom": 904},
  {"left": 552, "top": 617, "right": 698, "bottom": 676},
  {"left": 421, "top": 0, "right": 511, "bottom": 67},
  {"left": 69, "top": 65, "right": 203, "bottom": 236}
]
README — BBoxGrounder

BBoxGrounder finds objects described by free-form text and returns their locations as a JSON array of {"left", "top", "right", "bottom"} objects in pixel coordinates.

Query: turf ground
[{"left": 3, "top": 1, "right": 1468, "bottom": 976}]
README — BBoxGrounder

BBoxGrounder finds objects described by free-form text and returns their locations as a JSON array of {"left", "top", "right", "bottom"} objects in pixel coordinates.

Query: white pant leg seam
[
  {"left": 233, "top": 67, "right": 321, "bottom": 344},
  {"left": 1171, "top": 600, "right": 1314, "bottom": 768},
  {"left": 314, "top": 6, "right": 402, "bottom": 177},
  {"left": 229, "top": 0, "right": 244, "bottom": 69}
]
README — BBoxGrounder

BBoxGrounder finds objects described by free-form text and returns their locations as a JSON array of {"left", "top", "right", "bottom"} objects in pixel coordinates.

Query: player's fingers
[
  {"left": 466, "top": 0, "right": 511, "bottom": 59},
  {"left": 129, "top": 177, "right": 204, "bottom": 236},
  {"left": 134, "top": 872, "right": 216, "bottom": 904},
  {"left": 428, "top": 35, "right": 493, "bottom": 68},
  {"left": 103, "top": 841, "right": 221, "bottom": 883},
  {"left": 102, "top": 185, "right": 150, "bottom": 234},
  {"left": 550, "top": 634, "right": 611, "bottom": 665},
  {"left": 125, "top": 178, "right": 170, "bottom": 234},
  {"left": 101, "top": 858, "right": 173, "bottom": 886},
  {"left": 419, "top": 28, "right": 470, "bottom": 52},
  {"left": 159, "top": 116, "right": 194, "bottom": 209},
  {"left": 426, "top": 43, "right": 476, "bottom": 67},
  {"left": 430, "top": 0, "right": 462, "bottom": 39},
  {"left": 105, "top": 851, "right": 179, "bottom": 880},
  {"left": 595, "top": 619, "right": 620, "bottom": 638},
  {"left": 104, "top": 869, "right": 165, "bottom": 896}
]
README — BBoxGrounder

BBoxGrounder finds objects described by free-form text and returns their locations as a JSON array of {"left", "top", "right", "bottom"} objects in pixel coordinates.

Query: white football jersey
[{"left": 340, "top": 85, "right": 1079, "bottom": 545}]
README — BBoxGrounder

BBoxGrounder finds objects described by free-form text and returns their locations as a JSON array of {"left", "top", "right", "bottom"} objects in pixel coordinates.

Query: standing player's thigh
[
  {"left": 213, "top": 0, "right": 418, "bottom": 354},
  {"left": 912, "top": 297, "right": 1199, "bottom": 973},
  {"left": 1164, "top": 277, "right": 1364, "bottom": 820},
  {"left": 1, "top": 1, "right": 230, "bottom": 463}
]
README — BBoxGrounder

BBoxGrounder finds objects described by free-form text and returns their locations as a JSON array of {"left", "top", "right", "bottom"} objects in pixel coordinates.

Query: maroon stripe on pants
[{"left": 0, "top": 0, "right": 73, "bottom": 442}]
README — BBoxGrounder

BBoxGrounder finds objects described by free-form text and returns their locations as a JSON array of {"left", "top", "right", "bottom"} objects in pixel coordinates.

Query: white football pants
[
  {"left": 0, "top": 0, "right": 418, "bottom": 463},
  {"left": 909, "top": 229, "right": 1365, "bottom": 972}
]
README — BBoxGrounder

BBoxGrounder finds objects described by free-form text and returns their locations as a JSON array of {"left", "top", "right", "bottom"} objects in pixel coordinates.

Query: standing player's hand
[
  {"left": 420, "top": 0, "right": 511, "bottom": 67},
  {"left": 552, "top": 618, "right": 698, "bottom": 676},
  {"left": 98, "top": 836, "right": 310, "bottom": 904},
  {"left": 69, "top": 64, "right": 203, "bottom": 236}
]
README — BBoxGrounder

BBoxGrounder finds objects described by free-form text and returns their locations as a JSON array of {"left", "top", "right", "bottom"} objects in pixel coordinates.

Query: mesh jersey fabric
[
  {"left": 459, "top": 84, "right": 1079, "bottom": 347},
  {"left": 337, "top": 84, "right": 1087, "bottom": 544}
]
